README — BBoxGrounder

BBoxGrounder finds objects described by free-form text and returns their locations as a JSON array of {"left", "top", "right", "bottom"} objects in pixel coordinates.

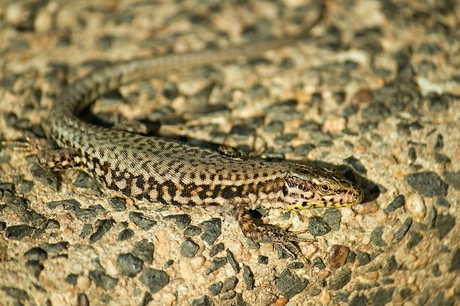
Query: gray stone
[
  {"left": 406, "top": 172, "right": 447, "bottom": 197},
  {"left": 139, "top": 268, "right": 170, "bottom": 294},
  {"left": 205, "top": 257, "right": 227, "bottom": 275},
  {"left": 276, "top": 269, "right": 308, "bottom": 298},
  {"left": 200, "top": 218, "right": 221, "bottom": 245},
  {"left": 116, "top": 253, "right": 143, "bottom": 277},
  {"left": 89, "top": 219, "right": 114, "bottom": 243},
  {"left": 180, "top": 238, "right": 200, "bottom": 258},
  {"left": 129, "top": 212, "right": 156, "bottom": 230},
  {"left": 24, "top": 247, "right": 47, "bottom": 261},
  {"left": 89, "top": 270, "right": 118, "bottom": 290},
  {"left": 308, "top": 216, "right": 331, "bottom": 236},
  {"left": 132, "top": 239, "right": 154, "bottom": 264}
]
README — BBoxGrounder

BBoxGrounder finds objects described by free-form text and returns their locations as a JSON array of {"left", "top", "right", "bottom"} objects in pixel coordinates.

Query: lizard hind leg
[
  {"left": 235, "top": 208, "right": 311, "bottom": 263},
  {"left": 37, "top": 148, "right": 84, "bottom": 170}
]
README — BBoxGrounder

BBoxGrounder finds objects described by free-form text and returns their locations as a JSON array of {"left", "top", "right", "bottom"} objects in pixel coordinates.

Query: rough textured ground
[{"left": 0, "top": 0, "right": 459, "bottom": 305}]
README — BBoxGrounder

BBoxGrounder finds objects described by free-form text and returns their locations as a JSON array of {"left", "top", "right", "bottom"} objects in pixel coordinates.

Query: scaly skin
[{"left": 38, "top": 3, "right": 364, "bottom": 260}]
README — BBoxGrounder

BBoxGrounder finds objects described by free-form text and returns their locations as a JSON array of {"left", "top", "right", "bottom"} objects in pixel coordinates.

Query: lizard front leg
[{"left": 236, "top": 208, "right": 311, "bottom": 263}]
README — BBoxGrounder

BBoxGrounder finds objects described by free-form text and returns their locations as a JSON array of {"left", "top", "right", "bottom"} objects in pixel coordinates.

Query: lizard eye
[{"left": 320, "top": 184, "right": 329, "bottom": 192}]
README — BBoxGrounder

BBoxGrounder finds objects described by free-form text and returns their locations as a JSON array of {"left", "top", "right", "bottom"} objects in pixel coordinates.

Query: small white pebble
[
  {"left": 76, "top": 275, "right": 91, "bottom": 290},
  {"left": 189, "top": 256, "right": 206, "bottom": 270},
  {"left": 319, "top": 290, "right": 331, "bottom": 304},
  {"left": 340, "top": 207, "right": 356, "bottom": 223},
  {"left": 302, "top": 243, "right": 318, "bottom": 259},
  {"left": 405, "top": 193, "right": 426, "bottom": 220},
  {"left": 105, "top": 259, "right": 118, "bottom": 276},
  {"left": 361, "top": 235, "right": 371, "bottom": 245},
  {"left": 176, "top": 284, "right": 189, "bottom": 296},
  {"left": 373, "top": 209, "right": 388, "bottom": 224},
  {"left": 353, "top": 201, "right": 379, "bottom": 214},
  {"left": 49, "top": 292, "right": 67, "bottom": 306},
  {"left": 364, "top": 271, "right": 380, "bottom": 281},
  {"left": 6, "top": 3, "right": 28, "bottom": 26},
  {"left": 323, "top": 116, "right": 346, "bottom": 134},
  {"left": 34, "top": 10, "right": 53, "bottom": 33}
]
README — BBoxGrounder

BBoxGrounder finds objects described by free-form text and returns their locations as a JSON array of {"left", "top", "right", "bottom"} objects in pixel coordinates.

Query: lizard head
[{"left": 283, "top": 164, "right": 364, "bottom": 210}]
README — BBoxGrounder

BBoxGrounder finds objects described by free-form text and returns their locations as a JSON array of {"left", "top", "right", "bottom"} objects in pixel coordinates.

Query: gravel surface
[{"left": 0, "top": 0, "right": 459, "bottom": 305}]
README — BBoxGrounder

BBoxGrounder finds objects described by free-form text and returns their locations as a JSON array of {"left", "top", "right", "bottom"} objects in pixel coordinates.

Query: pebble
[
  {"left": 189, "top": 256, "right": 206, "bottom": 270},
  {"left": 274, "top": 297, "right": 289, "bottom": 306},
  {"left": 200, "top": 218, "right": 222, "bottom": 245},
  {"left": 65, "top": 274, "right": 77, "bottom": 285},
  {"left": 449, "top": 248, "right": 460, "bottom": 273},
  {"left": 222, "top": 276, "right": 238, "bottom": 293},
  {"left": 6, "top": 225, "right": 34, "bottom": 240},
  {"left": 242, "top": 264, "right": 255, "bottom": 290},
  {"left": 76, "top": 276, "right": 91, "bottom": 290},
  {"left": 327, "top": 245, "right": 349, "bottom": 269},
  {"left": 442, "top": 171, "right": 460, "bottom": 190},
  {"left": 180, "top": 238, "right": 200, "bottom": 258},
  {"left": 6, "top": 3, "right": 28, "bottom": 27},
  {"left": 327, "top": 268, "right": 351, "bottom": 290},
  {"left": 353, "top": 200, "right": 379, "bottom": 214},
  {"left": 370, "top": 226, "right": 387, "bottom": 247},
  {"left": 322, "top": 208, "right": 342, "bottom": 231},
  {"left": 435, "top": 214, "right": 455, "bottom": 240},
  {"left": 406, "top": 171, "right": 448, "bottom": 197},
  {"left": 312, "top": 256, "right": 326, "bottom": 270},
  {"left": 350, "top": 89, "right": 373, "bottom": 105},
  {"left": 317, "top": 270, "right": 330, "bottom": 279},
  {"left": 363, "top": 271, "right": 380, "bottom": 282},
  {"left": 405, "top": 193, "right": 427, "bottom": 220},
  {"left": 276, "top": 269, "right": 309, "bottom": 299},
  {"left": 116, "top": 253, "right": 143, "bottom": 277},
  {"left": 393, "top": 217, "right": 413, "bottom": 243},
  {"left": 107, "top": 197, "right": 127, "bottom": 212},
  {"left": 319, "top": 290, "right": 331, "bottom": 304},
  {"left": 226, "top": 249, "right": 240, "bottom": 274},
  {"left": 163, "top": 214, "right": 191, "bottom": 230},
  {"left": 308, "top": 216, "right": 331, "bottom": 236},
  {"left": 89, "top": 219, "right": 114, "bottom": 243},
  {"left": 361, "top": 102, "right": 391, "bottom": 123},
  {"left": 356, "top": 252, "right": 371, "bottom": 267},
  {"left": 139, "top": 268, "right": 170, "bottom": 294},
  {"left": 374, "top": 209, "right": 388, "bottom": 224},
  {"left": 184, "top": 225, "right": 202, "bottom": 236},
  {"left": 88, "top": 270, "right": 118, "bottom": 290},
  {"left": 132, "top": 239, "right": 154, "bottom": 264},
  {"left": 34, "top": 9, "right": 53, "bottom": 33},
  {"left": 49, "top": 292, "right": 67, "bottom": 306},
  {"left": 24, "top": 247, "right": 48, "bottom": 261},
  {"left": 118, "top": 229, "right": 134, "bottom": 241},
  {"left": 385, "top": 195, "right": 405, "bottom": 213},
  {"left": 208, "top": 281, "right": 223, "bottom": 296},
  {"left": 406, "top": 231, "right": 423, "bottom": 249},
  {"left": 205, "top": 257, "right": 227, "bottom": 275},
  {"left": 129, "top": 212, "right": 156, "bottom": 231},
  {"left": 323, "top": 116, "right": 346, "bottom": 134},
  {"left": 302, "top": 244, "right": 318, "bottom": 259},
  {"left": 209, "top": 243, "right": 225, "bottom": 257},
  {"left": 77, "top": 293, "right": 90, "bottom": 306}
]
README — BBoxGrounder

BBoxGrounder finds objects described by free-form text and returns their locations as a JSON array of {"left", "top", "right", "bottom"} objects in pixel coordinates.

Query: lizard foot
[{"left": 236, "top": 208, "right": 312, "bottom": 263}]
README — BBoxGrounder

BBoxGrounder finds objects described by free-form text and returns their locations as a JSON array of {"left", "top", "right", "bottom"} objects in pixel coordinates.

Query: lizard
[{"left": 36, "top": 2, "right": 364, "bottom": 260}]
